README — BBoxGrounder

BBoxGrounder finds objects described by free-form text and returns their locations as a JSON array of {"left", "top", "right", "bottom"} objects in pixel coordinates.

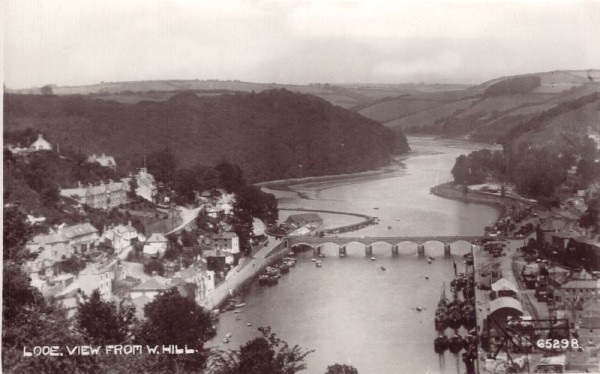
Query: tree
[
  {"left": 173, "top": 168, "right": 198, "bottom": 204},
  {"left": 208, "top": 326, "right": 313, "bottom": 374},
  {"left": 193, "top": 164, "right": 220, "bottom": 192},
  {"left": 41, "top": 84, "right": 54, "bottom": 95},
  {"left": 237, "top": 185, "right": 278, "bottom": 225},
  {"left": 3, "top": 208, "right": 99, "bottom": 373},
  {"left": 147, "top": 148, "right": 178, "bottom": 185},
  {"left": 3, "top": 207, "right": 35, "bottom": 265},
  {"left": 137, "top": 288, "right": 216, "bottom": 372},
  {"left": 77, "top": 289, "right": 136, "bottom": 345},
  {"left": 216, "top": 162, "right": 246, "bottom": 193},
  {"left": 325, "top": 364, "right": 359, "bottom": 374},
  {"left": 451, "top": 155, "right": 471, "bottom": 185},
  {"left": 128, "top": 176, "right": 138, "bottom": 199},
  {"left": 143, "top": 259, "right": 165, "bottom": 276}
]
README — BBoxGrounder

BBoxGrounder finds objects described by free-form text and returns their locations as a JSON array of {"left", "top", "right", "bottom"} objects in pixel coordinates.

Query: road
[{"left": 202, "top": 236, "right": 285, "bottom": 310}]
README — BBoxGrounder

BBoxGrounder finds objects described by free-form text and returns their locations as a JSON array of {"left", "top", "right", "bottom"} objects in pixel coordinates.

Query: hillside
[
  {"left": 4, "top": 90, "right": 409, "bottom": 183},
  {"left": 355, "top": 70, "right": 600, "bottom": 144}
]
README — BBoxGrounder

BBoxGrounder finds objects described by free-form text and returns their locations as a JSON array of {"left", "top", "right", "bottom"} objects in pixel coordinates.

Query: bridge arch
[
  {"left": 446, "top": 240, "right": 473, "bottom": 256},
  {"left": 370, "top": 241, "right": 394, "bottom": 257},
  {"left": 422, "top": 240, "right": 445, "bottom": 257},
  {"left": 317, "top": 242, "right": 342, "bottom": 256},
  {"left": 394, "top": 241, "right": 419, "bottom": 255}
]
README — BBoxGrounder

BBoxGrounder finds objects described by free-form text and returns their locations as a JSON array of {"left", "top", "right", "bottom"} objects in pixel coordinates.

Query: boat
[
  {"left": 235, "top": 316, "right": 241, "bottom": 320},
  {"left": 434, "top": 314, "right": 448, "bottom": 331},
  {"left": 416, "top": 306, "right": 424, "bottom": 312},
  {"left": 223, "top": 338, "right": 230, "bottom": 344},
  {"left": 424, "top": 276, "right": 429, "bottom": 280},
  {"left": 311, "top": 258, "right": 316, "bottom": 262},
  {"left": 339, "top": 253, "right": 346, "bottom": 258},
  {"left": 380, "top": 266, "right": 386, "bottom": 271},
  {"left": 447, "top": 309, "right": 463, "bottom": 330},
  {"left": 373, "top": 207, "right": 379, "bottom": 210},
  {"left": 427, "top": 259, "right": 432, "bottom": 264},
  {"left": 370, "top": 257, "right": 376, "bottom": 261},
  {"left": 427, "top": 256, "right": 435, "bottom": 261},
  {"left": 449, "top": 334, "right": 464, "bottom": 353},
  {"left": 267, "top": 275, "right": 279, "bottom": 285},
  {"left": 279, "top": 263, "right": 290, "bottom": 274},
  {"left": 225, "top": 333, "right": 232, "bottom": 339},
  {"left": 235, "top": 303, "right": 246, "bottom": 308},
  {"left": 315, "top": 261, "right": 322, "bottom": 268},
  {"left": 318, "top": 253, "right": 326, "bottom": 258},
  {"left": 434, "top": 334, "right": 449, "bottom": 353},
  {"left": 247, "top": 323, "right": 252, "bottom": 327}
]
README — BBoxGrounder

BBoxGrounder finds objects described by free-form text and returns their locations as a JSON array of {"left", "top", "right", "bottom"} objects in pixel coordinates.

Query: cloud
[{"left": 4, "top": 0, "right": 600, "bottom": 88}]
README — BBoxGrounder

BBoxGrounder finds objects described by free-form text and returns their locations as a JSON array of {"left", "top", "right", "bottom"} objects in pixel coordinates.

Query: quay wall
[{"left": 212, "top": 241, "right": 291, "bottom": 310}]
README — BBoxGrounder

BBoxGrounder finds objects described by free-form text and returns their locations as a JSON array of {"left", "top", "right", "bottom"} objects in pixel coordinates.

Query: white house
[
  {"left": 216, "top": 193, "right": 236, "bottom": 215},
  {"left": 130, "top": 277, "right": 169, "bottom": 301},
  {"left": 143, "top": 233, "right": 169, "bottom": 257},
  {"left": 102, "top": 222, "right": 142, "bottom": 254},
  {"left": 60, "top": 223, "right": 100, "bottom": 252},
  {"left": 174, "top": 266, "right": 215, "bottom": 305},
  {"left": 29, "top": 133, "right": 52, "bottom": 151},
  {"left": 26, "top": 232, "right": 72, "bottom": 262},
  {"left": 26, "top": 222, "right": 99, "bottom": 261},
  {"left": 121, "top": 168, "right": 157, "bottom": 202},
  {"left": 211, "top": 231, "right": 240, "bottom": 254},
  {"left": 60, "top": 181, "right": 127, "bottom": 210},
  {"left": 87, "top": 153, "right": 117, "bottom": 170},
  {"left": 77, "top": 264, "right": 114, "bottom": 301}
]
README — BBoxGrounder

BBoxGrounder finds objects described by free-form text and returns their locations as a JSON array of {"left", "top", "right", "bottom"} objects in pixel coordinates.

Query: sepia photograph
[{"left": 2, "top": 1, "right": 600, "bottom": 373}]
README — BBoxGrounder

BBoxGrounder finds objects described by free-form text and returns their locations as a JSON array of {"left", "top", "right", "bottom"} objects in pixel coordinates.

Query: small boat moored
[
  {"left": 434, "top": 334, "right": 449, "bottom": 353},
  {"left": 370, "top": 257, "right": 376, "bottom": 261}
]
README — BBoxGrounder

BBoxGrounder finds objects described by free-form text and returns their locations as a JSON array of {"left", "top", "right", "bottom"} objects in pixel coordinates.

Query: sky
[{"left": 3, "top": 0, "right": 600, "bottom": 88}]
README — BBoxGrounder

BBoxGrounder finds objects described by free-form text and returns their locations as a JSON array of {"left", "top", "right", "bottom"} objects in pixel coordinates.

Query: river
[{"left": 210, "top": 137, "right": 501, "bottom": 374}]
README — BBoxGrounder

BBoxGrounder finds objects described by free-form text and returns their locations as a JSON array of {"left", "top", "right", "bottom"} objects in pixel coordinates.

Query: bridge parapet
[
  {"left": 285, "top": 235, "right": 486, "bottom": 247},
  {"left": 285, "top": 235, "right": 488, "bottom": 257}
]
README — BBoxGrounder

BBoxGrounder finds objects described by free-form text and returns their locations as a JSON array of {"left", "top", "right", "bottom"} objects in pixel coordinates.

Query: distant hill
[
  {"left": 5, "top": 80, "right": 469, "bottom": 109},
  {"left": 4, "top": 89, "right": 410, "bottom": 183},
  {"left": 355, "top": 70, "right": 600, "bottom": 145}
]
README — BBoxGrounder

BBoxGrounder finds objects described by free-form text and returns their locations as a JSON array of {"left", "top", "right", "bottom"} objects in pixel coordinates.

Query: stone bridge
[{"left": 283, "top": 235, "right": 486, "bottom": 257}]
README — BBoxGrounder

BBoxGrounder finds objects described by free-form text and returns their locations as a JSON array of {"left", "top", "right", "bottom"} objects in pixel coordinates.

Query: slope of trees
[{"left": 4, "top": 90, "right": 410, "bottom": 183}]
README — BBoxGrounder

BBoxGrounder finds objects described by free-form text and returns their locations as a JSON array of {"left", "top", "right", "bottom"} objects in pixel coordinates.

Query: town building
[
  {"left": 76, "top": 260, "right": 119, "bottom": 301},
  {"left": 211, "top": 231, "right": 240, "bottom": 254},
  {"left": 101, "top": 222, "right": 144, "bottom": 255},
  {"left": 121, "top": 168, "right": 157, "bottom": 202},
  {"left": 129, "top": 277, "right": 169, "bottom": 301},
  {"left": 173, "top": 265, "right": 216, "bottom": 305},
  {"left": 87, "top": 153, "right": 117, "bottom": 170},
  {"left": 216, "top": 193, "right": 236, "bottom": 215},
  {"left": 555, "top": 278, "right": 600, "bottom": 310},
  {"left": 29, "top": 133, "right": 52, "bottom": 151},
  {"left": 205, "top": 205, "right": 224, "bottom": 219},
  {"left": 562, "top": 237, "right": 600, "bottom": 271},
  {"left": 60, "top": 180, "right": 127, "bottom": 210},
  {"left": 143, "top": 233, "right": 170, "bottom": 257},
  {"left": 26, "top": 222, "right": 99, "bottom": 260},
  {"left": 285, "top": 213, "right": 323, "bottom": 228}
]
